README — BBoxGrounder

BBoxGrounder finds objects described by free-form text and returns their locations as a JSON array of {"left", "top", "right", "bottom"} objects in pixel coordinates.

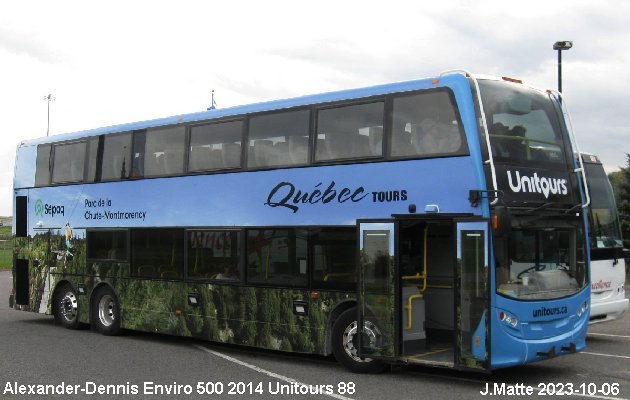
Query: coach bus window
[
  {"left": 189, "top": 120, "right": 242, "bottom": 172},
  {"left": 479, "top": 80, "right": 567, "bottom": 166},
  {"left": 311, "top": 228, "right": 356, "bottom": 290},
  {"left": 87, "top": 230, "right": 128, "bottom": 261},
  {"left": 52, "top": 141, "right": 87, "bottom": 183},
  {"left": 131, "top": 229, "right": 184, "bottom": 279},
  {"left": 101, "top": 133, "right": 132, "bottom": 181},
  {"left": 85, "top": 137, "right": 99, "bottom": 183},
  {"left": 247, "top": 229, "right": 307, "bottom": 286},
  {"left": 35, "top": 144, "right": 52, "bottom": 186},
  {"left": 130, "top": 130, "right": 146, "bottom": 178},
  {"left": 315, "top": 102, "right": 384, "bottom": 162},
  {"left": 584, "top": 162, "right": 623, "bottom": 249},
  {"left": 248, "top": 110, "right": 310, "bottom": 168},
  {"left": 144, "top": 126, "right": 186, "bottom": 177},
  {"left": 188, "top": 230, "right": 241, "bottom": 280},
  {"left": 391, "top": 91, "right": 466, "bottom": 158}
]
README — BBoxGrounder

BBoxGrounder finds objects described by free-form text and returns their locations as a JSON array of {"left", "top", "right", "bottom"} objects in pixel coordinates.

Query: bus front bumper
[
  {"left": 589, "top": 298, "right": 629, "bottom": 324},
  {"left": 490, "top": 310, "right": 588, "bottom": 369}
]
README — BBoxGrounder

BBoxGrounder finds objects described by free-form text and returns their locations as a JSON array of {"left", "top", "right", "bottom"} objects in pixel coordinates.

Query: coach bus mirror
[{"left": 492, "top": 206, "right": 511, "bottom": 238}]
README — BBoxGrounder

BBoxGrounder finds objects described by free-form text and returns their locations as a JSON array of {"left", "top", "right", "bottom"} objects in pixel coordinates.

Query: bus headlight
[
  {"left": 577, "top": 301, "right": 589, "bottom": 317},
  {"left": 499, "top": 311, "right": 519, "bottom": 328}
]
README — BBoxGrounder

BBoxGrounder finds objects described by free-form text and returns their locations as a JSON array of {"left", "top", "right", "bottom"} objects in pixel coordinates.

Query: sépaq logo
[
  {"left": 34, "top": 199, "right": 44, "bottom": 216},
  {"left": 34, "top": 199, "right": 65, "bottom": 217}
]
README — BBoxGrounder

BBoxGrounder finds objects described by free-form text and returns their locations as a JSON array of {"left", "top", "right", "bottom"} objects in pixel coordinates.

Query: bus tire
[
  {"left": 331, "top": 308, "right": 387, "bottom": 373},
  {"left": 54, "top": 283, "right": 81, "bottom": 330},
  {"left": 92, "top": 286, "right": 122, "bottom": 336}
]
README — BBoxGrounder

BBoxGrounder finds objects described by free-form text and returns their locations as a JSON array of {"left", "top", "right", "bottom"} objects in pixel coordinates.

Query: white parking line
[
  {"left": 581, "top": 351, "right": 630, "bottom": 360},
  {"left": 193, "top": 344, "right": 629, "bottom": 400},
  {"left": 588, "top": 332, "right": 630, "bottom": 339},
  {"left": 193, "top": 344, "right": 355, "bottom": 400}
]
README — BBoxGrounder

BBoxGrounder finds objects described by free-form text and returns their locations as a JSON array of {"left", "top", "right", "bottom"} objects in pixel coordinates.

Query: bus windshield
[
  {"left": 584, "top": 161, "right": 623, "bottom": 249},
  {"left": 496, "top": 225, "right": 587, "bottom": 300},
  {"left": 479, "top": 80, "right": 568, "bottom": 168}
]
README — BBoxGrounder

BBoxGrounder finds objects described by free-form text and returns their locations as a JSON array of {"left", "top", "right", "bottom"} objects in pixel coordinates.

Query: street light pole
[
  {"left": 44, "top": 93, "right": 55, "bottom": 136},
  {"left": 553, "top": 41, "right": 573, "bottom": 93}
]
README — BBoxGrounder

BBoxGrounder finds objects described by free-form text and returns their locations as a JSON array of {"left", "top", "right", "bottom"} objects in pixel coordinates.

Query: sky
[{"left": 1, "top": 0, "right": 629, "bottom": 216}]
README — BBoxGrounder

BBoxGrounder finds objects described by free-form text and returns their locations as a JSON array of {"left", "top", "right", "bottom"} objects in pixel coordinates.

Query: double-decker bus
[
  {"left": 581, "top": 153, "right": 628, "bottom": 323},
  {"left": 10, "top": 71, "right": 590, "bottom": 372}
]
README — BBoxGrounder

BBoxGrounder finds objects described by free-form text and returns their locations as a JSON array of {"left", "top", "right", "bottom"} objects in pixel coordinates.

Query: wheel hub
[
  {"left": 60, "top": 291, "right": 77, "bottom": 322},
  {"left": 342, "top": 320, "right": 380, "bottom": 363},
  {"left": 98, "top": 294, "right": 115, "bottom": 327}
]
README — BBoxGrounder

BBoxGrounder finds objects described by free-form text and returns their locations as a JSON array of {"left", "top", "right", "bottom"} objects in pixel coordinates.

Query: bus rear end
[{"left": 477, "top": 78, "right": 590, "bottom": 368}]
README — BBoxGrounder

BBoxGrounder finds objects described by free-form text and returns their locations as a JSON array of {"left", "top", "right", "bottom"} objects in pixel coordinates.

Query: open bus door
[
  {"left": 357, "top": 220, "right": 398, "bottom": 362},
  {"left": 357, "top": 217, "right": 490, "bottom": 370},
  {"left": 455, "top": 219, "right": 490, "bottom": 370}
]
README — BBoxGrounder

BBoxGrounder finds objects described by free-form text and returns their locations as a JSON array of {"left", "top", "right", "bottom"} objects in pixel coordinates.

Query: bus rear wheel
[
  {"left": 331, "top": 308, "right": 387, "bottom": 373},
  {"left": 92, "top": 286, "right": 122, "bottom": 336},
  {"left": 54, "top": 284, "right": 81, "bottom": 329}
]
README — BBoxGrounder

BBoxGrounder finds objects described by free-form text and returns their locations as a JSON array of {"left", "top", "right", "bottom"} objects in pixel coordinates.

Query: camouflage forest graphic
[{"left": 12, "top": 230, "right": 354, "bottom": 356}]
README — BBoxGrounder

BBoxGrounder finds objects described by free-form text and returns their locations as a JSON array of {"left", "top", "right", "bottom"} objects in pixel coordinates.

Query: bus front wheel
[
  {"left": 92, "top": 286, "right": 122, "bottom": 336},
  {"left": 54, "top": 283, "right": 81, "bottom": 329},
  {"left": 331, "top": 308, "right": 387, "bottom": 373}
]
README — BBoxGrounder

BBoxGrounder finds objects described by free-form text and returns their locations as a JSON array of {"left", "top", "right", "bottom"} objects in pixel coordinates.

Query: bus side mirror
[{"left": 492, "top": 206, "right": 511, "bottom": 238}]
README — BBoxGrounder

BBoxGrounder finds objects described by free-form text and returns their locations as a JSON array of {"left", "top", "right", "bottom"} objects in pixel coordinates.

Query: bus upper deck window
[
  {"left": 35, "top": 144, "right": 52, "bottom": 186},
  {"left": 391, "top": 91, "right": 466, "bottom": 158},
  {"left": 248, "top": 110, "right": 309, "bottom": 168},
  {"left": 144, "top": 126, "right": 186, "bottom": 177},
  {"left": 101, "top": 133, "right": 132, "bottom": 181},
  {"left": 189, "top": 121, "right": 242, "bottom": 172},
  {"left": 315, "top": 102, "right": 384, "bottom": 162},
  {"left": 52, "top": 141, "right": 87, "bottom": 184}
]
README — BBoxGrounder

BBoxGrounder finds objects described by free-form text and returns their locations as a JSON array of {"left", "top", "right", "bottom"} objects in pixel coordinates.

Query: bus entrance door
[
  {"left": 357, "top": 220, "right": 398, "bottom": 362},
  {"left": 356, "top": 218, "right": 490, "bottom": 369},
  {"left": 455, "top": 220, "right": 489, "bottom": 369}
]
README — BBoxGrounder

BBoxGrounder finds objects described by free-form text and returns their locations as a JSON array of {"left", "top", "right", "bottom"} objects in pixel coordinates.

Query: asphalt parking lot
[{"left": 1, "top": 269, "right": 629, "bottom": 400}]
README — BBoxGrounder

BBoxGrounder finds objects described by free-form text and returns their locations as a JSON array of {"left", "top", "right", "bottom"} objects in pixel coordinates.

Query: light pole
[
  {"left": 44, "top": 93, "right": 55, "bottom": 136},
  {"left": 553, "top": 41, "right": 573, "bottom": 93}
]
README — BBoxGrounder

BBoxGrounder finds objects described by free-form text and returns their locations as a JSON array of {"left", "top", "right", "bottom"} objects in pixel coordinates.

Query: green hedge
[{"left": 0, "top": 226, "right": 11, "bottom": 270}]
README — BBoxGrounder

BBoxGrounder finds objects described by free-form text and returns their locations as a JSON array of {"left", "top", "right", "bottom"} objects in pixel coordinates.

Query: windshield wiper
[
  {"left": 563, "top": 203, "right": 582, "bottom": 214},
  {"left": 527, "top": 202, "right": 555, "bottom": 213}
]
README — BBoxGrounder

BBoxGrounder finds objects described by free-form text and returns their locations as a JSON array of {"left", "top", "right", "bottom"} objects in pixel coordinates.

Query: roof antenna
[{"left": 207, "top": 89, "right": 217, "bottom": 110}]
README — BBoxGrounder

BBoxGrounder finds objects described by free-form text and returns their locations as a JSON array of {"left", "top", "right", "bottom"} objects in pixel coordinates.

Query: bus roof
[{"left": 19, "top": 73, "right": 472, "bottom": 148}]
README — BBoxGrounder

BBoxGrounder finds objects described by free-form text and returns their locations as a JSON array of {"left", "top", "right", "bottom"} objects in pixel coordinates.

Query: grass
[{"left": 0, "top": 226, "right": 12, "bottom": 270}]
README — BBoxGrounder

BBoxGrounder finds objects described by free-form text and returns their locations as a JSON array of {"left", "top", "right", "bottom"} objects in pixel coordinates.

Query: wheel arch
[{"left": 324, "top": 299, "right": 357, "bottom": 355}]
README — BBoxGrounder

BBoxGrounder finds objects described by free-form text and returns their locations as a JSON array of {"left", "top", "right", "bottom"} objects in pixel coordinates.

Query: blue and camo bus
[
  {"left": 581, "top": 153, "right": 628, "bottom": 323},
  {"left": 10, "top": 71, "right": 590, "bottom": 372}
]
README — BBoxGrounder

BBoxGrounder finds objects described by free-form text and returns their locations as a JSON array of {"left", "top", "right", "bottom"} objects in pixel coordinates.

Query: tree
[
  {"left": 609, "top": 170, "right": 624, "bottom": 209},
  {"left": 616, "top": 153, "right": 630, "bottom": 249}
]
